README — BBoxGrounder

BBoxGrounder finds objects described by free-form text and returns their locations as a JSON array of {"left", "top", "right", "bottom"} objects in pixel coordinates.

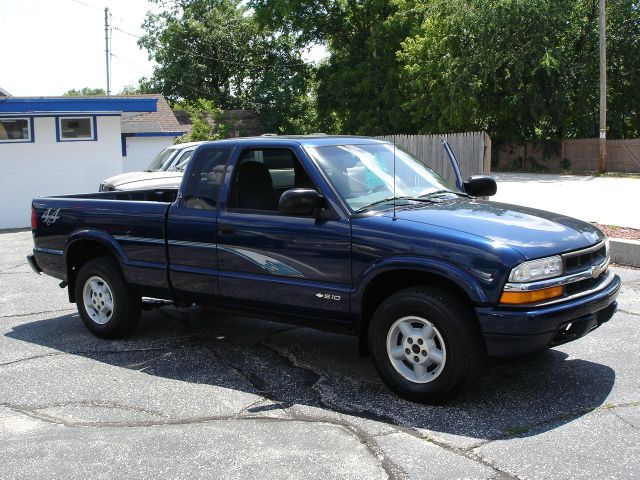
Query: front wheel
[
  {"left": 369, "top": 286, "right": 485, "bottom": 403},
  {"left": 75, "top": 258, "right": 141, "bottom": 339}
]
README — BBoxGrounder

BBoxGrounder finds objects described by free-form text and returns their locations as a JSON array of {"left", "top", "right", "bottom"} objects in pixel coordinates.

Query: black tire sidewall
[
  {"left": 369, "top": 288, "right": 481, "bottom": 403},
  {"left": 75, "top": 258, "right": 140, "bottom": 339}
]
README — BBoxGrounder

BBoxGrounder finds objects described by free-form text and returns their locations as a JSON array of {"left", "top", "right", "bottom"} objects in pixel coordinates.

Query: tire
[
  {"left": 74, "top": 258, "right": 141, "bottom": 339},
  {"left": 368, "top": 286, "right": 485, "bottom": 403}
]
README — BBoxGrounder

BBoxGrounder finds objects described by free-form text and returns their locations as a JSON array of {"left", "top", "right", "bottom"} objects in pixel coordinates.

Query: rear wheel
[
  {"left": 369, "top": 286, "right": 485, "bottom": 403},
  {"left": 75, "top": 258, "right": 141, "bottom": 339}
]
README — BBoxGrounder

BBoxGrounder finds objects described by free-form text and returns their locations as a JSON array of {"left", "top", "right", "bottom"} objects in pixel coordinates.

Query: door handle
[{"left": 218, "top": 225, "right": 235, "bottom": 236}]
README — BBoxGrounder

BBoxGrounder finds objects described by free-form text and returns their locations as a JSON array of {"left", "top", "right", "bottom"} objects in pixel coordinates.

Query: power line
[
  {"left": 69, "top": 0, "right": 102, "bottom": 11},
  {"left": 110, "top": 53, "right": 145, "bottom": 69}
]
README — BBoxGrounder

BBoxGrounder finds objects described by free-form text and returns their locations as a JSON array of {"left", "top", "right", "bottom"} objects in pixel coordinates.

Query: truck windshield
[
  {"left": 145, "top": 148, "right": 177, "bottom": 172},
  {"left": 306, "top": 143, "right": 456, "bottom": 211}
]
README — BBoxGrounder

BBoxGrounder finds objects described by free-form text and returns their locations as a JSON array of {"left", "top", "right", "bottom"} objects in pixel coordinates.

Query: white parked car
[{"left": 99, "top": 142, "right": 204, "bottom": 191}]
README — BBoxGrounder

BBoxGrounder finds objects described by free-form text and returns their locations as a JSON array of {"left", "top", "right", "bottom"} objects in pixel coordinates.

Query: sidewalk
[
  {"left": 490, "top": 172, "right": 639, "bottom": 229},
  {"left": 491, "top": 172, "right": 640, "bottom": 266}
]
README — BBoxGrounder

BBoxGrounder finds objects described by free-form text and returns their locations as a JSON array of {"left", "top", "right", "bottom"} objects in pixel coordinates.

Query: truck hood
[
  {"left": 102, "top": 171, "right": 183, "bottom": 190},
  {"left": 386, "top": 199, "right": 605, "bottom": 260}
]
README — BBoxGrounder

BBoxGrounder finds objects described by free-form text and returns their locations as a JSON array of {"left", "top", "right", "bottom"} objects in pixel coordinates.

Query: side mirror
[
  {"left": 279, "top": 188, "right": 325, "bottom": 216},
  {"left": 463, "top": 175, "right": 497, "bottom": 197}
]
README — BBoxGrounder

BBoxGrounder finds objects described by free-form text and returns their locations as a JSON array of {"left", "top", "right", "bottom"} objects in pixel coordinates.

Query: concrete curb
[{"left": 610, "top": 238, "right": 640, "bottom": 268}]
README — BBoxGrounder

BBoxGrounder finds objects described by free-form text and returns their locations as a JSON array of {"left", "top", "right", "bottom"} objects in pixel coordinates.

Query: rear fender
[{"left": 64, "top": 230, "right": 128, "bottom": 302}]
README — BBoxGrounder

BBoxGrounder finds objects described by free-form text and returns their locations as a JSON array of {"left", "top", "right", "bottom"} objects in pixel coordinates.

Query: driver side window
[{"left": 228, "top": 148, "right": 315, "bottom": 213}]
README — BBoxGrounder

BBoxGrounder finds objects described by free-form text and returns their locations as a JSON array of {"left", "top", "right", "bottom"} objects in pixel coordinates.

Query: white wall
[
  {"left": 0, "top": 115, "right": 123, "bottom": 229},
  {"left": 123, "top": 136, "right": 174, "bottom": 172}
]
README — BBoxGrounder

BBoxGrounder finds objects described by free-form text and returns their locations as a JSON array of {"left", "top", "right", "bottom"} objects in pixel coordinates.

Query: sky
[
  {"left": 1, "top": 0, "right": 162, "bottom": 96},
  {"left": 0, "top": 0, "right": 327, "bottom": 98}
]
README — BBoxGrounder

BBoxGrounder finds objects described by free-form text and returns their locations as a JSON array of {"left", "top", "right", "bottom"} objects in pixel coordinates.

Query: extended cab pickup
[{"left": 28, "top": 136, "right": 620, "bottom": 403}]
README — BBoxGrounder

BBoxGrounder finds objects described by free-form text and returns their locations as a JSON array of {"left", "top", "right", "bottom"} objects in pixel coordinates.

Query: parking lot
[{"left": 1, "top": 229, "right": 639, "bottom": 479}]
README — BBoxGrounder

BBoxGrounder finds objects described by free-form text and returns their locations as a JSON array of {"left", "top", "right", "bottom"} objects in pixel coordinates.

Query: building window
[
  {"left": 0, "top": 117, "right": 33, "bottom": 143},
  {"left": 57, "top": 116, "right": 96, "bottom": 141}
]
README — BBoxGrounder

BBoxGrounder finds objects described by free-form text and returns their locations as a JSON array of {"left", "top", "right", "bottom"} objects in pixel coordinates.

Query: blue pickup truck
[{"left": 28, "top": 136, "right": 619, "bottom": 403}]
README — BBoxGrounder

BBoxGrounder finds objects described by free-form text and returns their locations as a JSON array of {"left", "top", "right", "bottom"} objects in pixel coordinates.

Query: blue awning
[{"left": 0, "top": 97, "right": 157, "bottom": 113}]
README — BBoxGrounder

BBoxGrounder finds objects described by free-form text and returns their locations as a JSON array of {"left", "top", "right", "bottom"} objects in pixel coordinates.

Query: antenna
[{"left": 393, "top": 136, "right": 397, "bottom": 220}]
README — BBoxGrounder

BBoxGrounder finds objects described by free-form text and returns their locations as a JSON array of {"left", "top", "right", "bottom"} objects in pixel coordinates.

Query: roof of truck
[{"left": 200, "top": 135, "right": 390, "bottom": 148}]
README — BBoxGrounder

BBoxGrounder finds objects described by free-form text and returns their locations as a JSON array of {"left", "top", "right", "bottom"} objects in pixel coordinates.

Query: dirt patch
[{"left": 593, "top": 223, "right": 640, "bottom": 241}]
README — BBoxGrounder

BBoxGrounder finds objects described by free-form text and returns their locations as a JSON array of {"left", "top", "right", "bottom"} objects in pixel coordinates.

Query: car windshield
[
  {"left": 305, "top": 143, "right": 457, "bottom": 211},
  {"left": 145, "top": 148, "right": 178, "bottom": 172}
]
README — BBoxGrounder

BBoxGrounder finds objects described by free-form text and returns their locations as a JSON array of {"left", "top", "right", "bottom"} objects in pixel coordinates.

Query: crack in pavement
[
  {"left": 2, "top": 404, "right": 407, "bottom": 480},
  {"left": 4, "top": 400, "right": 167, "bottom": 421},
  {"left": 0, "top": 262, "right": 28, "bottom": 274},
  {"left": 0, "top": 352, "right": 67, "bottom": 367},
  {"left": 0, "top": 308, "right": 76, "bottom": 319},
  {"left": 612, "top": 411, "right": 639, "bottom": 430},
  {"left": 0, "top": 341, "right": 201, "bottom": 368},
  {"left": 194, "top": 339, "right": 407, "bottom": 480},
  {"left": 259, "top": 341, "right": 525, "bottom": 480},
  {"left": 464, "top": 401, "right": 640, "bottom": 450},
  {"left": 618, "top": 309, "right": 640, "bottom": 317}
]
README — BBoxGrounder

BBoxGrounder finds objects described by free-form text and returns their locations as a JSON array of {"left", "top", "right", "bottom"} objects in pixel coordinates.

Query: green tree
[
  {"left": 63, "top": 87, "right": 106, "bottom": 96},
  {"left": 252, "top": 0, "right": 413, "bottom": 135},
  {"left": 174, "top": 98, "right": 226, "bottom": 143},
  {"left": 397, "top": 0, "right": 573, "bottom": 142},
  {"left": 118, "top": 84, "right": 143, "bottom": 95},
  {"left": 396, "top": 0, "right": 640, "bottom": 141},
  {"left": 138, "top": 0, "right": 317, "bottom": 133}
]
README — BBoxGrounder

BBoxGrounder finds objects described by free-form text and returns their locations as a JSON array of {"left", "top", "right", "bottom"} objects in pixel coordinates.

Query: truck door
[
  {"left": 166, "top": 145, "right": 232, "bottom": 302},
  {"left": 216, "top": 145, "right": 352, "bottom": 322}
]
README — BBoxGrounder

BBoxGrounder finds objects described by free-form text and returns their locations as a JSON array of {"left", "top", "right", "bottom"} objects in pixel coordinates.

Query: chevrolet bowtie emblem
[{"left": 591, "top": 264, "right": 604, "bottom": 278}]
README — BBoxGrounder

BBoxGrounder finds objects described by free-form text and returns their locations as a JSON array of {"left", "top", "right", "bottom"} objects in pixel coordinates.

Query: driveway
[
  {"left": 1, "top": 230, "right": 639, "bottom": 479},
  {"left": 491, "top": 172, "right": 640, "bottom": 229}
]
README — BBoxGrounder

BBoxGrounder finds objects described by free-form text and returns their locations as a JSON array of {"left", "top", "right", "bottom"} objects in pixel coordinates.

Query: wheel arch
[
  {"left": 64, "top": 231, "right": 126, "bottom": 303},
  {"left": 356, "top": 260, "right": 487, "bottom": 356}
]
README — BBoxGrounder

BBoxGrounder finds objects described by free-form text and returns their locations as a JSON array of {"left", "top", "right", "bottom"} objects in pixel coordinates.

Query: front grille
[
  {"left": 559, "top": 240, "right": 610, "bottom": 301},
  {"left": 564, "top": 244, "right": 607, "bottom": 274},
  {"left": 503, "top": 240, "right": 613, "bottom": 308},
  {"left": 564, "top": 276, "right": 602, "bottom": 296}
]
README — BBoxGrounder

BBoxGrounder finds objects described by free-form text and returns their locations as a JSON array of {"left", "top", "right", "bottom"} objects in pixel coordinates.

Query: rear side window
[{"left": 181, "top": 147, "right": 231, "bottom": 210}]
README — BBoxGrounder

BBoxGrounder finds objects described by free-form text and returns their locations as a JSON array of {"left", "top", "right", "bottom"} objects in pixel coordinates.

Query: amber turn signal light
[{"left": 500, "top": 286, "right": 564, "bottom": 304}]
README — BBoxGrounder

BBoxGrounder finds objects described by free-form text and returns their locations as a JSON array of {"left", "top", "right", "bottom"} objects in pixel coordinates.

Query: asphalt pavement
[
  {"left": 491, "top": 172, "right": 640, "bottom": 230},
  {"left": 1, "top": 230, "right": 639, "bottom": 479}
]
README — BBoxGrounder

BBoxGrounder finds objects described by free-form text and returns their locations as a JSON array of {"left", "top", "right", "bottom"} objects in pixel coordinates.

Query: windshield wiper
[
  {"left": 355, "top": 196, "right": 435, "bottom": 213},
  {"left": 420, "top": 189, "right": 470, "bottom": 198}
]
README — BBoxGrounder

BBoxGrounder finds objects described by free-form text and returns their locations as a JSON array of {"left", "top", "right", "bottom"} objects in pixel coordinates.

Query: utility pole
[
  {"left": 104, "top": 7, "right": 111, "bottom": 95},
  {"left": 599, "top": 0, "right": 606, "bottom": 173}
]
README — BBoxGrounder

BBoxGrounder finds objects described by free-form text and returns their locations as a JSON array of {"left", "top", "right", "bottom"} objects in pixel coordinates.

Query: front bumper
[{"left": 477, "top": 273, "right": 620, "bottom": 356}]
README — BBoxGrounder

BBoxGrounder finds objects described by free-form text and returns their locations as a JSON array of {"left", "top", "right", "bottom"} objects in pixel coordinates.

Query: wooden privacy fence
[
  {"left": 376, "top": 132, "right": 492, "bottom": 186},
  {"left": 496, "top": 138, "right": 640, "bottom": 173}
]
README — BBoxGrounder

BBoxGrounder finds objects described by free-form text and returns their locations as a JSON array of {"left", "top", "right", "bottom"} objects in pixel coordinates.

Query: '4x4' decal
[{"left": 41, "top": 208, "right": 61, "bottom": 225}]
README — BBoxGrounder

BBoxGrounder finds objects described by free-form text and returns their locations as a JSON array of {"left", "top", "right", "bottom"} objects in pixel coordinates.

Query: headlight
[{"left": 508, "top": 255, "right": 563, "bottom": 283}]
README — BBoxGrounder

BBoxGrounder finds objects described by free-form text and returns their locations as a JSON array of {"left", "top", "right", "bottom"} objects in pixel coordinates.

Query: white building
[{"left": 0, "top": 95, "right": 185, "bottom": 229}]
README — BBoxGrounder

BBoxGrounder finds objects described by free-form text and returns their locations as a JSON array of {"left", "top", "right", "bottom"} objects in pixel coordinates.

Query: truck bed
[
  {"left": 31, "top": 188, "right": 179, "bottom": 297},
  {"left": 50, "top": 188, "right": 179, "bottom": 203}
]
